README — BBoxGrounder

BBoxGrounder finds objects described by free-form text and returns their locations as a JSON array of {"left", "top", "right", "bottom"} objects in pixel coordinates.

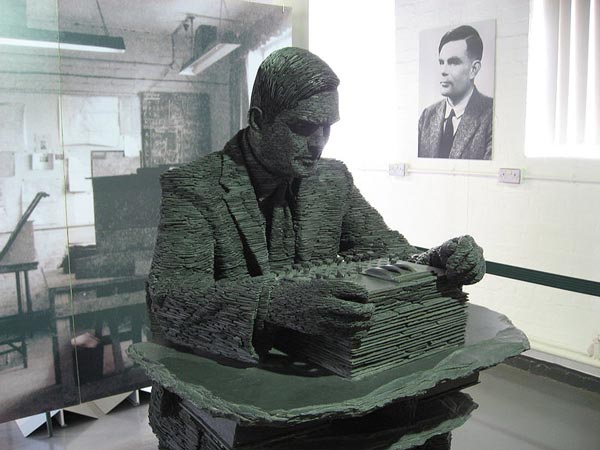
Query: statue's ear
[{"left": 248, "top": 107, "right": 264, "bottom": 132}]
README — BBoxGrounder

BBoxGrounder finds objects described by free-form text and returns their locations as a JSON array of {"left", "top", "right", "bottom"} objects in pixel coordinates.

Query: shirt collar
[{"left": 445, "top": 86, "right": 475, "bottom": 119}]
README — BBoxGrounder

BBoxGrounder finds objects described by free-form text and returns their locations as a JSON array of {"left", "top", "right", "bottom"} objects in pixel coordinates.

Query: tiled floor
[{"left": 1, "top": 364, "right": 599, "bottom": 450}]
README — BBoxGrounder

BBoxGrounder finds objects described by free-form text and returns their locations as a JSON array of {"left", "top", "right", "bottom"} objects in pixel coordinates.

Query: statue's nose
[{"left": 308, "top": 126, "right": 328, "bottom": 147}]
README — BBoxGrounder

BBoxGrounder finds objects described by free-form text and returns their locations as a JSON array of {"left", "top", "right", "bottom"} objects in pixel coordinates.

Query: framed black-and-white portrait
[{"left": 418, "top": 20, "right": 496, "bottom": 160}]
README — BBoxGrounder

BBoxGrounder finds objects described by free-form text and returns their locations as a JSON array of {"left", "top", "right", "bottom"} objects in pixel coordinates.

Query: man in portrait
[
  {"left": 418, "top": 25, "right": 493, "bottom": 160},
  {"left": 147, "top": 47, "right": 485, "bottom": 364}
]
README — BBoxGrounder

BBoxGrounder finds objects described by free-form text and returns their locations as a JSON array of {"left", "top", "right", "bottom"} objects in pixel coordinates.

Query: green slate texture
[
  {"left": 128, "top": 304, "right": 528, "bottom": 426},
  {"left": 273, "top": 260, "right": 468, "bottom": 379},
  {"left": 215, "top": 392, "right": 477, "bottom": 450}
]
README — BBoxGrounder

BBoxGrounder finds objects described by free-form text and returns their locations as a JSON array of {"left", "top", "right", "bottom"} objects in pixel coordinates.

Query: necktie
[
  {"left": 267, "top": 183, "right": 296, "bottom": 270},
  {"left": 438, "top": 108, "right": 455, "bottom": 158}
]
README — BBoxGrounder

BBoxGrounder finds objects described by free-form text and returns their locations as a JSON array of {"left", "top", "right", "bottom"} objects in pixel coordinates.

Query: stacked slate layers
[
  {"left": 273, "top": 259, "right": 468, "bottom": 379},
  {"left": 149, "top": 382, "right": 473, "bottom": 450}
]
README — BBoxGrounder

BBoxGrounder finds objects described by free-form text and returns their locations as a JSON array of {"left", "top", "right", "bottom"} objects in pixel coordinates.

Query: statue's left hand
[{"left": 438, "top": 235, "right": 485, "bottom": 285}]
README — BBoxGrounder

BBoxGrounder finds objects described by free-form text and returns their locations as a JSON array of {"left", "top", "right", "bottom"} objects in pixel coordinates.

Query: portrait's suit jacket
[
  {"left": 148, "top": 130, "right": 414, "bottom": 363},
  {"left": 418, "top": 88, "right": 493, "bottom": 160}
]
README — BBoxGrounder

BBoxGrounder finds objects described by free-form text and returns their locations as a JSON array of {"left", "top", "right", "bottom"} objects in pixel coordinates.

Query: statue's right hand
[{"left": 267, "top": 279, "right": 374, "bottom": 337}]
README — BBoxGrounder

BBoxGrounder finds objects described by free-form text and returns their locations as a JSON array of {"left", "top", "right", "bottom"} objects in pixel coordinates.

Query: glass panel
[
  {"left": 57, "top": 0, "right": 291, "bottom": 407},
  {"left": 0, "top": 0, "right": 291, "bottom": 423},
  {"left": 0, "top": 0, "right": 77, "bottom": 422}
]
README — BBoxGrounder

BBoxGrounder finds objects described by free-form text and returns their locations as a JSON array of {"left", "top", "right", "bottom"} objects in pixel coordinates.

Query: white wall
[
  {"left": 310, "top": 1, "right": 397, "bottom": 170},
  {"left": 310, "top": 0, "right": 600, "bottom": 370}
]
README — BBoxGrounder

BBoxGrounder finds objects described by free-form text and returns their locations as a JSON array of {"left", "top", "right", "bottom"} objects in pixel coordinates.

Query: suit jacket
[
  {"left": 418, "top": 88, "right": 493, "bottom": 160},
  {"left": 148, "top": 130, "right": 415, "bottom": 363}
]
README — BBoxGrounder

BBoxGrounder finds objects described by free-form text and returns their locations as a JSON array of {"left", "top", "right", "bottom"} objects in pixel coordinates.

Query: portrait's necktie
[{"left": 439, "top": 108, "right": 455, "bottom": 158}]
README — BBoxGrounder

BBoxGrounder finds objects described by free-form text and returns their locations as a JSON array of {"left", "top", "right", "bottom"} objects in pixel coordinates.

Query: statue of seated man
[{"left": 147, "top": 47, "right": 485, "bottom": 364}]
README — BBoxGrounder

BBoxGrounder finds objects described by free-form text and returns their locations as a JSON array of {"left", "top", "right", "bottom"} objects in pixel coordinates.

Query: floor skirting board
[{"left": 504, "top": 353, "right": 600, "bottom": 394}]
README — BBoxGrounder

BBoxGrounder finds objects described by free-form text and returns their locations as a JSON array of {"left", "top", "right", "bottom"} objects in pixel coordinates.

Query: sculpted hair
[
  {"left": 250, "top": 47, "right": 340, "bottom": 123},
  {"left": 438, "top": 25, "right": 483, "bottom": 61}
]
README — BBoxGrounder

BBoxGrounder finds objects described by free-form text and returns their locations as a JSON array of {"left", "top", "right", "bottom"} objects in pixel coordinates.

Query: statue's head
[{"left": 247, "top": 47, "right": 340, "bottom": 178}]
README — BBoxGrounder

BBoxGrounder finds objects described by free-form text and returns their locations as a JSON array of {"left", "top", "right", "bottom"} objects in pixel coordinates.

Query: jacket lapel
[
  {"left": 429, "top": 101, "right": 446, "bottom": 157},
  {"left": 450, "top": 89, "right": 483, "bottom": 159},
  {"left": 219, "top": 134, "right": 270, "bottom": 275}
]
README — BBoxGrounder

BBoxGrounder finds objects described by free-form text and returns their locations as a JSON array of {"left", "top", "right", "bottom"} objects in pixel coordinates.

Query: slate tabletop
[{"left": 128, "top": 304, "right": 529, "bottom": 426}]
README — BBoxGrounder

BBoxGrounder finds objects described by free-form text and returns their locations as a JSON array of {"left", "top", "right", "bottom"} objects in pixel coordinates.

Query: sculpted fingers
[
  {"left": 268, "top": 278, "right": 377, "bottom": 337},
  {"left": 446, "top": 236, "right": 485, "bottom": 284},
  {"left": 325, "top": 301, "right": 374, "bottom": 336},
  {"left": 328, "top": 300, "right": 374, "bottom": 321},
  {"left": 331, "top": 320, "right": 373, "bottom": 337},
  {"left": 451, "top": 235, "right": 474, "bottom": 258},
  {"left": 328, "top": 282, "right": 369, "bottom": 303},
  {"left": 438, "top": 237, "right": 459, "bottom": 264},
  {"left": 447, "top": 236, "right": 477, "bottom": 268},
  {"left": 461, "top": 258, "right": 486, "bottom": 285},
  {"left": 460, "top": 236, "right": 484, "bottom": 270}
]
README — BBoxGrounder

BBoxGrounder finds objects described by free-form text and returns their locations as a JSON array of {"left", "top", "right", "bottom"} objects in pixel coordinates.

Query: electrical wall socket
[
  {"left": 389, "top": 163, "right": 406, "bottom": 177},
  {"left": 498, "top": 168, "right": 521, "bottom": 184}
]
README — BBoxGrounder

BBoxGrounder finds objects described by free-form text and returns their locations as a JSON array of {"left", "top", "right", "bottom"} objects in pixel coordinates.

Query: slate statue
[{"left": 147, "top": 47, "right": 485, "bottom": 364}]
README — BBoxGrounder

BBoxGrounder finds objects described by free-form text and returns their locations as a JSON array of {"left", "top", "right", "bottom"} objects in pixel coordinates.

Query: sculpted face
[
  {"left": 438, "top": 39, "right": 480, "bottom": 103},
  {"left": 252, "top": 90, "right": 340, "bottom": 178}
]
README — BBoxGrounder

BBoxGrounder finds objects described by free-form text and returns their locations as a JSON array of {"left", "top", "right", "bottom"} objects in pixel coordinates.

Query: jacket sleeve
[
  {"left": 339, "top": 168, "right": 417, "bottom": 260},
  {"left": 147, "top": 170, "right": 275, "bottom": 364}
]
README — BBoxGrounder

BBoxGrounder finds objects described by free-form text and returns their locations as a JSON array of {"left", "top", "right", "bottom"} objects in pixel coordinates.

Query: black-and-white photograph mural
[
  {"left": 418, "top": 20, "right": 496, "bottom": 160},
  {"left": 0, "top": 0, "right": 291, "bottom": 424}
]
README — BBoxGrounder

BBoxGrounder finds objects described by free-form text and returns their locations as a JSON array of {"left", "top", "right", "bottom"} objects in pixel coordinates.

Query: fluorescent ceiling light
[
  {"left": 0, "top": 27, "right": 125, "bottom": 53},
  {"left": 179, "top": 43, "right": 240, "bottom": 75}
]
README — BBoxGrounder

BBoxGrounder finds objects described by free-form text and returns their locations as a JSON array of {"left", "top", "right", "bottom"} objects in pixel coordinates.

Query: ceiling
[{"left": 24, "top": 0, "right": 288, "bottom": 35}]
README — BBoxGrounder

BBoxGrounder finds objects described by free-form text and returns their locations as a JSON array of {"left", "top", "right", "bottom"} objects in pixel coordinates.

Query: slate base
[
  {"left": 130, "top": 305, "right": 529, "bottom": 449},
  {"left": 150, "top": 383, "right": 476, "bottom": 450}
]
